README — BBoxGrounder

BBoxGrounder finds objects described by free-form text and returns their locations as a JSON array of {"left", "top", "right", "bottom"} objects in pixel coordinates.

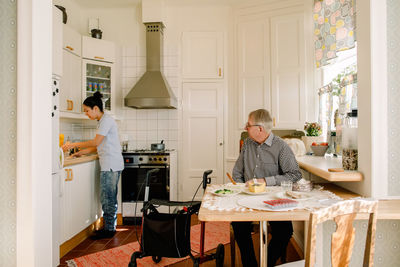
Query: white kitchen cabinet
[
  {"left": 182, "top": 32, "right": 224, "bottom": 79},
  {"left": 63, "top": 24, "right": 81, "bottom": 57},
  {"left": 82, "top": 59, "right": 116, "bottom": 114},
  {"left": 60, "top": 49, "right": 82, "bottom": 113},
  {"left": 82, "top": 36, "right": 115, "bottom": 63},
  {"left": 270, "top": 14, "right": 306, "bottom": 129},
  {"left": 236, "top": 5, "right": 310, "bottom": 130},
  {"left": 60, "top": 161, "right": 101, "bottom": 243}
]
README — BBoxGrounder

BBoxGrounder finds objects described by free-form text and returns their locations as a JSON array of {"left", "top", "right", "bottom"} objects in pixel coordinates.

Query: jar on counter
[
  {"left": 328, "top": 131, "right": 337, "bottom": 155},
  {"left": 342, "top": 109, "right": 358, "bottom": 170}
]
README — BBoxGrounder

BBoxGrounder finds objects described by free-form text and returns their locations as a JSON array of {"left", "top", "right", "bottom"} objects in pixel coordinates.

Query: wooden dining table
[{"left": 198, "top": 183, "right": 400, "bottom": 267}]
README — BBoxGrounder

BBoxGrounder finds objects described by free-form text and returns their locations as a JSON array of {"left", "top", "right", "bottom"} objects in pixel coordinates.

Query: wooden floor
[{"left": 59, "top": 216, "right": 302, "bottom": 266}]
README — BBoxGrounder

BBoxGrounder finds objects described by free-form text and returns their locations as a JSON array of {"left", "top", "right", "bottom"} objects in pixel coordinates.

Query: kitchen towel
[{"left": 67, "top": 221, "right": 230, "bottom": 267}]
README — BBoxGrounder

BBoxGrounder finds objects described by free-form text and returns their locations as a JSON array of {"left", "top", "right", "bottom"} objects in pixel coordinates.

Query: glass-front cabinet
[{"left": 82, "top": 59, "right": 115, "bottom": 113}]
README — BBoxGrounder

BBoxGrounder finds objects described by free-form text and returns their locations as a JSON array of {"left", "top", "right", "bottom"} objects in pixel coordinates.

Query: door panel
[
  {"left": 181, "top": 82, "right": 223, "bottom": 200},
  {"left": 270, "top": 13, "right": 305, "bottom": 129},
  {"left": 237, "top": 19, "right": 270, "bottom": 127},
  {"left": 182, "top": 32, "right": 223, "bottom": 79}
]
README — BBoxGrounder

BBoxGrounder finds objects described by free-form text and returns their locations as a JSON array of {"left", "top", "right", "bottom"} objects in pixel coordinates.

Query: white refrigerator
[{"left": 52, "top": 75, "right": 64, "bottom": 266}]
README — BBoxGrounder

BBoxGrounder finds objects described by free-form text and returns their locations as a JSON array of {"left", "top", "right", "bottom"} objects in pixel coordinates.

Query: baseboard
[{"left": 60, "top": 213, "right": 123, "bottom": 258}]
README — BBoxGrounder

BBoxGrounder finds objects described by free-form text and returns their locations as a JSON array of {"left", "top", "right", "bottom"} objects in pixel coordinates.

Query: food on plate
[
  {"left": 285, "top": 190, "right": 310, "bottom": 199},
  {"left": 248, "top": 181, "right": 266, "bottom": 193},
  {"left": 292, "top": 178, "right": 313, "bottom": 192},
  {"left": 263, "top": 199, "right": 298, "bottom": 209},
  {"left": 214, "top": 188, "right": 235, "bottom": 195}
]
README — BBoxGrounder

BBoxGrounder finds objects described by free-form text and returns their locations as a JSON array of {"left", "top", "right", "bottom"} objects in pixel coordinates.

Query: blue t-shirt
[{"left": 97, "top": 114, "right": 124, "bottom": 171}]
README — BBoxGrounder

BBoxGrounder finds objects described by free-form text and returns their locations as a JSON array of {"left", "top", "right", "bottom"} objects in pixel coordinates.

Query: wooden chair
[{"left": 277, "top": 199, "right": 378, "bottom": 267}]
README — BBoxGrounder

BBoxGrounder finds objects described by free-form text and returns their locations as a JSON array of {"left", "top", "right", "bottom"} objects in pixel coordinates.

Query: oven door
[{"left": 122, "top": 165, "right": 170, "bottom": 202}]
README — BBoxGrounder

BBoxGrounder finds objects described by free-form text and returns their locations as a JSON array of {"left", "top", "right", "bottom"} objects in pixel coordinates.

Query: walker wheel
[
  {"left": 192, "top": 258, "right": 200, "bottom": 267},
  {"left": 152, "top": 255, "right": 162, "bottom": 263},
  {"left": 128, "top": 251, "right": 142, "bottom": 267},
  {"left": 215, "top": 243, "right": 225, "bottom": 267}
]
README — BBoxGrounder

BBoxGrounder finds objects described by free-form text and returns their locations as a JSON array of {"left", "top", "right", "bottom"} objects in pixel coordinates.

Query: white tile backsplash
[
  {"left": 147, "top": 130, "right": 158, "bottom": 141},
  {"left": 157, "top": 110, "right": 169, "bottom": 120},
  {"left": 147, "top": 120, "right": 158, "bottom": 130},
  {"left": 136, "top": 131, "right": 147, "bottom": 141},
  {"left": 158, "top": 120, "right": 169, "bottom": 130},
  {"left": 137, "top": 119, "right": 148, "bottom": 130},
  {"left": 169, "top": 119, "right": 178, "bottom": 130},
  {"left": 147, "top": 110, "right": 158, "bottom": 120},
  {"left": 157, "top": 130, "right": 169, "bottom": 141}
]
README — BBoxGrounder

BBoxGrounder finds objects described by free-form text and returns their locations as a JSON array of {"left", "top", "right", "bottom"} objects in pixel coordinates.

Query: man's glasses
[{"left": 245, "top": 123, "right": 261, "bottom": 129}]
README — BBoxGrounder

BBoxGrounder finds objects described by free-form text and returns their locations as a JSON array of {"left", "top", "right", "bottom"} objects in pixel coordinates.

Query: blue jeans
[{"left": 100, "top": 170, "right": 121, "bottom": 231}]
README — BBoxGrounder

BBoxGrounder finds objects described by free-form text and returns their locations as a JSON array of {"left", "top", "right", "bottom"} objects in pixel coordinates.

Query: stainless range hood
[{"left": 124, "top": 22, "right": 177, "bottom": 109}]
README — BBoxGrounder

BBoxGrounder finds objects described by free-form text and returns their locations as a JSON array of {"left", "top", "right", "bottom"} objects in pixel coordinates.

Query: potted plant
[{"left": 301, "top": 122, "right": 324, "bottom": 153}]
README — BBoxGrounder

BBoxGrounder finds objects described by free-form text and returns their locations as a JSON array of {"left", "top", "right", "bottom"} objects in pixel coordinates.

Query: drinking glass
[{"left": 281, "top": 181, "right": 293, "bottom": 192}]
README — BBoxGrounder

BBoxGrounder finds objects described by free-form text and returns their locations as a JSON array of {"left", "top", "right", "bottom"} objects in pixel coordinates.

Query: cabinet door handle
[
  {"left": 67, "top": 100, "right": 74, "bottom": 111},
  {"left": 94, "top": 56, "right": 105, "bottom": 60},
  {"left": 66, "top": 46, "right": 74, "bottom": 51},
  {"left": 273, "top": 117, "right": 276, "bottom": 127},
  {"left": 65, "top": 169, "right": 70, "bottom": 181},
  {"left": 70, "top": 169, "right": 74, "bottom": 181},
  {"left": 218, "top": 68, "right": 222, "bottom": 77}
]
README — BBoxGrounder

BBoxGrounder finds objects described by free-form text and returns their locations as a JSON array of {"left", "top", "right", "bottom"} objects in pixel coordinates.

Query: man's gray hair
[{"left": 249, "top": 109, "right": 273, "bottom": 133}]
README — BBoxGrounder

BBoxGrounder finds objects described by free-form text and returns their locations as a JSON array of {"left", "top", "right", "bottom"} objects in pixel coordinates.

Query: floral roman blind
[{"left": 313, "top": 0, "right": 356, "bottom": 67}]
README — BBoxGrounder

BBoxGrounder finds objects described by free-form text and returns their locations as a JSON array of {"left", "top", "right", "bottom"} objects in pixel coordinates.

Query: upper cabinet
[
  {"left": 82, "top": 59, "right": 115, "bottom": 114},
  {"left": 63, "top": 24, "right": 81, "bottom": 57},
  {"left": 82, "top": 36, "right": 115, "bottom": 63},
  {"left": 60, "top": 25, "right": 82, "bottom": 113},
  {"left": 60, "top": 49, "right": 82, "bottom": 113},
  {"left": 236, "top": 2, "right": 311, "bottom": 130},
  {"left": 270, "top": 14, "right": 306, "bottom": 129},
  {"left": 182, "top": 32, "right": 224, "bottom": 79},
  {"left": 82, "top": 36, "right": 116, "bottom": 114}
]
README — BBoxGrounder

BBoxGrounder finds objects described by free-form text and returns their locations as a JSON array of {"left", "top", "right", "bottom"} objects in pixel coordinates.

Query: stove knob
[
  {"left": 159, "top": 158, "right": 163, "bottom": 161},
  {"left": 154, "top": 157, "right": 158, "bottom": 161},
  {"left": 164, "top": 158, "right": 167, "bottom": 161},
  {"left": 149, "top": 158, "right": 152, "bottom": 161},
  {"left": 139, "top": 157, "right": 143, "bottom": 161}
]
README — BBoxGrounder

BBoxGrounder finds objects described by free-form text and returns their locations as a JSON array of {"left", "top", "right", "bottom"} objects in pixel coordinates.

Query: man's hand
[{"left": 245, "top": 178, "right": 266, "bottom": 186}]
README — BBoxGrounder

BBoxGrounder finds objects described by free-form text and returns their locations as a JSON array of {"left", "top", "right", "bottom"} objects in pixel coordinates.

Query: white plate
[
  {"left": 237, "top": 195, "right": 299, "bottom": 211},
  {"left": 212, "top": 188, "right": 241, "bottom": 197},
  {"left": 242, "top": 188, "right": 270, "bottom": 195}
]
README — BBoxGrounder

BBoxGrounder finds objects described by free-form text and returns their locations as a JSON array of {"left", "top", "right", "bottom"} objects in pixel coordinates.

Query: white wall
[{"left": 17, "top": 0, "right": 53, "bottom": 266}]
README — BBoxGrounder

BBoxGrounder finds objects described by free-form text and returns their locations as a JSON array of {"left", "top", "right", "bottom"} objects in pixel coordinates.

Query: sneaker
[{"left": 90, "top": 229, "right": 116, "bottom": 240}]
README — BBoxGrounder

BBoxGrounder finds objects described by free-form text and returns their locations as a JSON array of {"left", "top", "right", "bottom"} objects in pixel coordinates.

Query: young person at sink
[
  {"left": 232, "top": 109, "right": 302, "bottom": 267},
  {"left": 62, "top": 91, "right": 124, "bottom": 239}
]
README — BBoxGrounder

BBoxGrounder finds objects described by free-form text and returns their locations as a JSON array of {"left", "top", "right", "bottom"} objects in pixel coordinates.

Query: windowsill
[{"left": 296, "top": 155, "right": 363, "bottom": 182}]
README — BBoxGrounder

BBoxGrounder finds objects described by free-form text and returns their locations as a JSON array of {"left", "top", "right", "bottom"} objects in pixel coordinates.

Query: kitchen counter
[
  {"left": 64, "top": 154, "right": 98, "bottom": 167},
  {"left": 296, "top": 155, "right": 363, "bottom": 182}
]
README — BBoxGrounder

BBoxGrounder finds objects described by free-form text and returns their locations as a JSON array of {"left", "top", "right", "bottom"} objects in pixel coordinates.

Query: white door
[{"left": 181, "top": 82, "right": 224, "bottom": 201}]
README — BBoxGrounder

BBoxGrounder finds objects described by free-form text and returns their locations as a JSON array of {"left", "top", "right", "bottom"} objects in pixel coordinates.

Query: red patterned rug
[{"left": 67, "top": 221, "right": 230, "bottom": 267}]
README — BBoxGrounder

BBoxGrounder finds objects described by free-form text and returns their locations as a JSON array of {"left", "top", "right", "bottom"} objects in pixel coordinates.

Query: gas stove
[{"left": 122, "top": 150, "right": 173, "bottom": 166}]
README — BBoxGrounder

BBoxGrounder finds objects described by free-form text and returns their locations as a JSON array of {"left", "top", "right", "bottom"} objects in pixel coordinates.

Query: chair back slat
[
  {"left": 331, "top": 213, "right": 356, "bottom": 267},
  {"left": 304, "top": 199, "right": 378, "bottom": 267}
]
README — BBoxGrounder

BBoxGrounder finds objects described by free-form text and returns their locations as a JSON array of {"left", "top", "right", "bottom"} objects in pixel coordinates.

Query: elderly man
[{"left": 232, "top": 109, "right": 302, "bottom": 267}]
